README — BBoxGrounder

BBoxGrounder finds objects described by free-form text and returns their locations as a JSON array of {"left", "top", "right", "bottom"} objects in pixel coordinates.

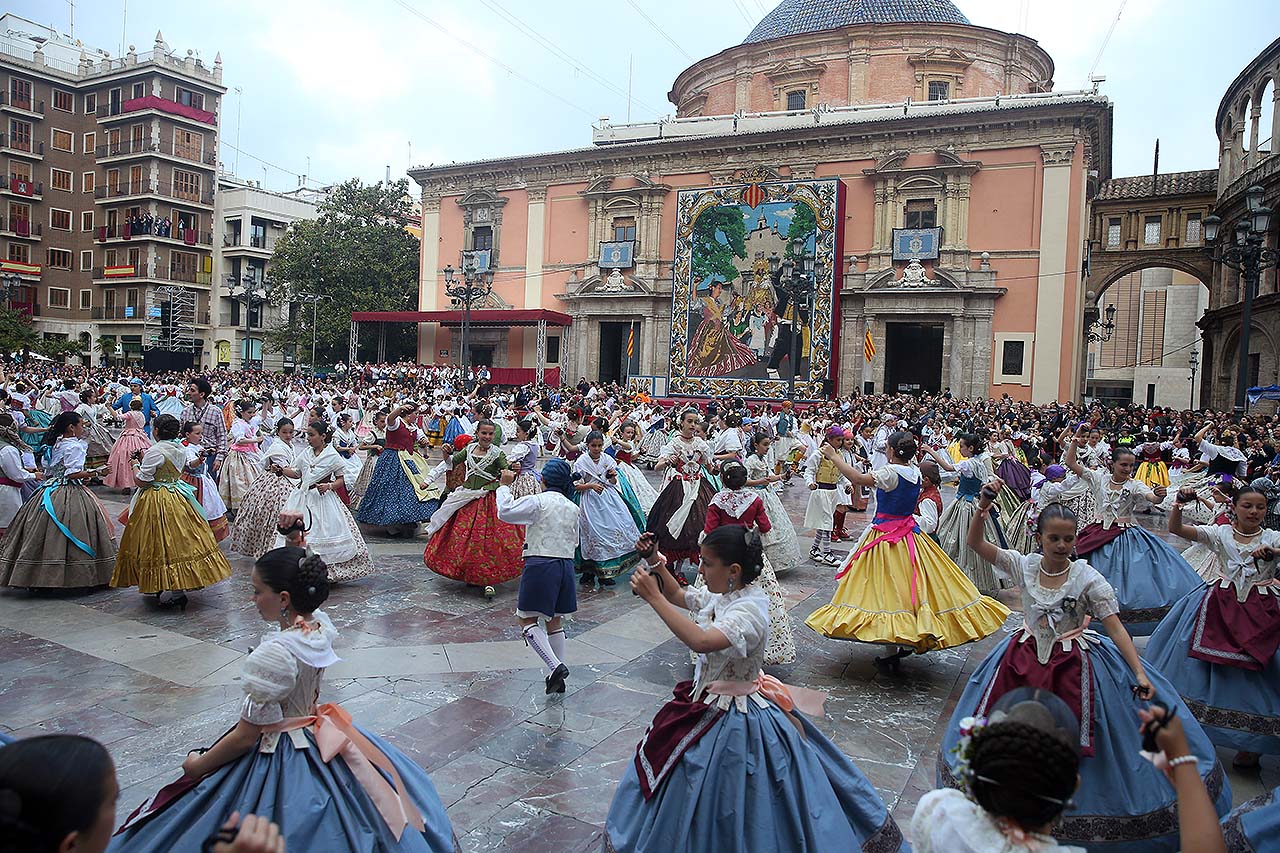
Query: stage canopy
[{"left": 350, "top": 309, "right": 572, "bottom": 327}]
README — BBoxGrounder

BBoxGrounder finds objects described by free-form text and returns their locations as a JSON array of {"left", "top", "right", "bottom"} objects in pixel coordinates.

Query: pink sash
[{"left": 836, "top": 514, "right": 921, "bottom": 605}]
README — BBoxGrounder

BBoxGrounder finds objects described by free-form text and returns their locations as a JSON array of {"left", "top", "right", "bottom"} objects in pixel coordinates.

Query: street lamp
[
  {"left": 443, "top": 260, "right": 495, "bottom": 391},
  {"left": 1188, "top": 346, "right": 1199, "bottom": 409},
  {"left": 1202, "top": 184, "right": 1278, "bottom": 413},
  {"left": 225, "top": 271, "right": 267, "bottom": 370},
  {"left": 1086, "top": 303, "right": 1117, "bottom": 343},
  {"left": 297, "top": 292, "right": 334, "bottom": 378},
  {"left": 768, "top": 236, "right": 822, "bottom": 402}
]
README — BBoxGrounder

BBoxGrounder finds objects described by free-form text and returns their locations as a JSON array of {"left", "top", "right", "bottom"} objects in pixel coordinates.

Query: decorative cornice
[{"left": 1041, "top": 144, "right": 1076, "bottom": 166}]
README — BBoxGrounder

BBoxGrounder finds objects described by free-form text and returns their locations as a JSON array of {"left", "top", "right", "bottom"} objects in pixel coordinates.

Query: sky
[{"left": 15, "top": 0, "right": 1279, "bottom": 192}]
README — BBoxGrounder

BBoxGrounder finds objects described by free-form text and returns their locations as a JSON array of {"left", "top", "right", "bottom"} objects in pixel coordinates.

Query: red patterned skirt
[
  {"left": 1189, "top": 584, "right": 1280, "bottom": 671},
  {"left": 422, "top": 491, "right": 524, "bottom": 585},
  {"left": 978, "top": 637, "right": 1096, "bottom": 756}
]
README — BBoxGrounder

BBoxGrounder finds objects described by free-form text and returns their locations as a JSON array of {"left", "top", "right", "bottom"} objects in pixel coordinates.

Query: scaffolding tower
[{"left": 143, "top": 285, "right": 197, "bottom": 352}]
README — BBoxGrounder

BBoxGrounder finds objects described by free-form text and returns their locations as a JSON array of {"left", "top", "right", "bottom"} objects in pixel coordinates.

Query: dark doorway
[
  {"left": 885, "top": 322, "right": 943, "bottom": 395},
  {"left": 599, "top": 322, "right": 629, "bottom": 384},
  {"left": 469, "top": 346, "right": 494, "bottom": 368}
]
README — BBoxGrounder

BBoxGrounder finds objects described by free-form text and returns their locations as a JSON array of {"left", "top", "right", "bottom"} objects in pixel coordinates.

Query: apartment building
[
  {"left": 0, "top": 16, "right": 223, "bottom": 367},
  {"left": 211, "top": 176, "right": 318, "bottom": 370}
]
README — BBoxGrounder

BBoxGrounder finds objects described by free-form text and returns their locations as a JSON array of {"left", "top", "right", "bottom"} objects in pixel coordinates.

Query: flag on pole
[{"left": 864, "top": 328, "right": 875, "bottom": 362}]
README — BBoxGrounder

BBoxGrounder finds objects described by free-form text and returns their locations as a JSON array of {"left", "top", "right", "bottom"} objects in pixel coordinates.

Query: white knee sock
[
  {"left": 522, "top": 624, "right": 562, "bottom": 673},
  {"left": 548, "top": 628, "right": 566, "bottom": 662}
]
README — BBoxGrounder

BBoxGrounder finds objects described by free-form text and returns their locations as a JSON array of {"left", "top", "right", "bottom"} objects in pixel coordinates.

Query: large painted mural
[{"left": 668, "top": 175, "right": 842, "bottom": 400}]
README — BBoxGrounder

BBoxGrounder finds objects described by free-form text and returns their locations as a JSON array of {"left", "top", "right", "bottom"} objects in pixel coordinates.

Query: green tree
[
  {"left": 0, "top": 307, "right": 38, "bottom": 359},
  {"left": 95, "top": 334, "right": 118, "bottom": 367},
  {"left": 35, "top": 335, "right": 84, "bottom": 362},
  {"left": 690, "top": 206, "right": 747, "bottom": 289},
  {"left": 264, "top": 178, "right": 421, "bottom": 365},
  {"left": 784, "top": 202, "right": 818, "bottom": 255}
]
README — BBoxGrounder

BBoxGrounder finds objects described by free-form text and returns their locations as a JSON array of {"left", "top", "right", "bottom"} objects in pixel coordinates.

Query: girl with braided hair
[
  {"left": 111, "top": 547, "right": 458, "bottom": 851},
  {"left": 938, "top": 493, "right": 1230, "bottom": 850},
  {"left": 605, "top": 526, "right": 906, "bottom": 852}
]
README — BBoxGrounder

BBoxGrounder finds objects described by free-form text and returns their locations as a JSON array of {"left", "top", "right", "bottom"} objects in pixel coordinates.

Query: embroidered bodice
[
  {"left": 507, "top": 440, "right": 539, "bottom": 475},
  {"left": 993, "top": 549, "right": 1119, "bottom": 663},
  {"left": 573, "top": 451, "right": 617, "bottom": 485},
  {"left": 450, "top": 444, "right": 506, "bottom": 490},
  {"left": 955, "top": 454, "right": 991, "bottom": 500},
  {"left": 384, "top": 419, "right": 416, "bottom": 451},
  {"left": 662, "top": 435, "right": 711, "bottom": 483},
  {"left": 1081, "top": 468, "right": 1157, "bottom": 527},
  {"left": 45, "top": 437, "right": 87, "bottom": 476},
  {"left": 240, "top": 611, "right": 342, "bottom": 726},
  {"left": 136, "top": 441, "right": 187, "bottom": 484},
  {"left": 744, "top": 453, "right": 775, "bottom": 491},
  {"left": 1195, "top": 525, "right": 1280, "bottom": 600},
  {"left": 686, "top": 584, "right": 770, "bottom": 701}
]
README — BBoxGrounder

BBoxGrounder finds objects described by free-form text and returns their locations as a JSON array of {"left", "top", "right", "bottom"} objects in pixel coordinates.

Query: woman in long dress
[
  {"left": 105, "top": 401, "right": 151, "bottom": 492},
  {"left": 110, "top": 414, "right": 231, "bottom": 609},
  {"left": 606, "top": 527, "right": 907, "bottom": 852},
  {"left": 272, "top": 420, "right": 373, "bottom": 585},
  {"left": 0, "top": 412, "right": 116, "bottom": 589},
  {"left": 1146, "top": 482, "right": 1280, "bottom": 771},
  {"left": 76, "top": 387, "right": 116, "bottom": 476},
  {"left": 611, "top": 421, "right": 658, "bottom": 516},
  {"left": 355, "top": 401, "right": 439, "bottom": 531},
  {"left": 687, "top": 279, "right": 757, "bottom": 377},
  {"left": 745, "top": 432, "right": 801, "bottom": 574},
  {"left": 505, "top": 417, "right": 542, "bottom": 499},
  {"left": 348, "top": 410, "right": 386, "bottom": 511},
  {"left": 938, "top": 496, "right": 1231, "bottom": 851},
  {"left": 219, "top": 400, "right": 263, "bottom": 515},
  {"left": 805, "top": 431, "right": 1010, "bottom": 672},
  {"left": 332, "top": 412, "right": 364, "bottom": 504},
  {"left": 110, "top": 546, "right": 457, "bottom": 852},
  {"left": 231, "top": 419, "right": 299, "bottom": 560},
  {"left": 179, "top": 421, "right": 230, "bottom": 544},
  {"left": 933, "top": 433, "right": 1007, "bottom": 594},
  {"left": 1064, "top": 431, "right": 1202, "bottom": 635},
  {"left": 574, "top": 431, "right": 641, "bottom": 587},
  {"left": 645, "top": 409, "right": 717, "bottom": 575},
  {"left": 0, "top": 414, "right": 37, "bottom": 535},
  {"left": 422, "top": 420, "right": 524, "bottom": 594}
]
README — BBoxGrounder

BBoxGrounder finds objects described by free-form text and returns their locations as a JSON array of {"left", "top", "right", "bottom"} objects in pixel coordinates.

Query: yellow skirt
[
  {"left": 947, "top": 441, "right": 963, "bottom": 463},
  {"left": 804, "top": 527, "right": 1010, "bottom": 652},
  {"left": 1135, "top": 460, "right": 1170, "bottom": 490},
  {"left": 111, "top": 485, "right": 233, "bottom": 594}
]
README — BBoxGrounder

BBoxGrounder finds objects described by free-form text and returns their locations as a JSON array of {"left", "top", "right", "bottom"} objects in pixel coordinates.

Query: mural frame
[{"left": 668, "top": 175, "right": 844, "bottom": 400}]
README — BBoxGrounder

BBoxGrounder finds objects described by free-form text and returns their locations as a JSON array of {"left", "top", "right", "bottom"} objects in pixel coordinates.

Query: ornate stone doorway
[{"left": 885, "top": 322, "right": 944, "bottom": 394}]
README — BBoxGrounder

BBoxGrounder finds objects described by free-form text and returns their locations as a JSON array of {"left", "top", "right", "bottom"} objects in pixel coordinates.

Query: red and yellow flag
[{"left": 864, "top": 328, "right": 875, "bottom": 362}]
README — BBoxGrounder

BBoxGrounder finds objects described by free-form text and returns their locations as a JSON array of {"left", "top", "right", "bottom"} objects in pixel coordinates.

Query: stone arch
[
  {"left": 1085, "top": 257, "right": 1211, "bottom": 308},
  {"left": 1216, "top": 318, "right": 1280, "bottom": 397},
  {"left": 1241, "top": 92, "right": 1255, "bottom": 161},
  {"left": 1257, "top": 76, "right": 1275, "bottom": 155}
]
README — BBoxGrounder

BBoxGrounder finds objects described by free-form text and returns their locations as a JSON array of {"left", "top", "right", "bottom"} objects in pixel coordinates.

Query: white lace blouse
[
  {"left": 686, "top": 584, "right": 770, "bottom": 709},
  {"left": 912, "top": 789, "right": 1084, "bottom": 853},
  {"left": 1079, "top": 468, "right": 1158, "bottom": 527},
  {"left": 240, "top": 610, "right": 342, "bottom": 727},
  {"left": 993, "top": 549, "right": 1120, "bottom": 664},
  {"left": 1194, "top": 524, "right": 1280, "bottom": 600}
]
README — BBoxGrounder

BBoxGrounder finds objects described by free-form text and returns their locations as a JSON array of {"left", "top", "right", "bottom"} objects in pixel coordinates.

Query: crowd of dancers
[{"left": 0, "top": 360, "right": 1278, "bottom": 852}]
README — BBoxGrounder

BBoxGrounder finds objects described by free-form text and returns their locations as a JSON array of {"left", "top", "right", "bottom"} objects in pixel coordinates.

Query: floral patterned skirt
[{"left": 422, "top": 491, "right": 523, "bottom": 585}]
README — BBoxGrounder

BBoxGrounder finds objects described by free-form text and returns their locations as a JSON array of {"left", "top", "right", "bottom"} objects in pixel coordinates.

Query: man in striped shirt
[{"left": 181, "top": 376, "right": 226, "bottom": 478}]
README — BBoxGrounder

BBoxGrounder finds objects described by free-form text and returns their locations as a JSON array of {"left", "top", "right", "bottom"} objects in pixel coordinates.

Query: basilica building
[{"left": 404, "top": 0, "right": 1111, "bottom": 402}]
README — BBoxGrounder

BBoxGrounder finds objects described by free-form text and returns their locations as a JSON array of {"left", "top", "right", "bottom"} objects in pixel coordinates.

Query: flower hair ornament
[{"left": 949, "top": 714, "right": 989, "bottom": 796}]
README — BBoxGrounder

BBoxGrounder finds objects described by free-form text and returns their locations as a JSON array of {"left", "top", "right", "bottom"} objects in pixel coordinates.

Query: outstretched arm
[{"left": 967, "top": 489, "right": 1002, "bottom": 565}]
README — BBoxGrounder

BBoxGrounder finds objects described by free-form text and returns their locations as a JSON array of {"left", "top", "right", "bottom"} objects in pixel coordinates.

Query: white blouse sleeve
[
  {"left": 1082, "top": 568, "right": 1121, "bottom": 620},
  {"left": 134, "top": 444, "right": 169, "bottom": 483},
  {"left": 991, "top": 548, "right": 1025, "bottom": 586},
  {"left": 239, "top": 640, "right": 298, "bottom": 725},
  {"left": 683, "top": 584, "right": 715, "bottom": 615},
  {"left": 496, "top": 485, "right": 542, "bottom": 526},
  {"left": 713, "top": 594, "right": 769, "bottom": 658},
  {"left": 871, "top": 466, "right": 901, "bottom": 490}
]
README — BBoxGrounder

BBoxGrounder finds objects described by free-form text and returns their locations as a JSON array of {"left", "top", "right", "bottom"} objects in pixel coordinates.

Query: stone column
[
  {"left": 417, "top": 196, "right": 441, "bottom": 364},
  {"left": 1031, "top": 144, "right": 1076, "bottom": 403},
  {"left": 525, "top": 187, "right": 547, "bottom": 309}
]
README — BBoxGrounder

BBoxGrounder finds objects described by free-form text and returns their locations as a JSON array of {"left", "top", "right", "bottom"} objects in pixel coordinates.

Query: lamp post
[
  {"left": 297, "top": 292, "right": 335, "bottom": 378},
  {"left": 0, "top": 272, "right": 18, "bottom": 309},
  {"left": 225, "top": 271, "right": 266, "bottom": 370},
  {"left": 1188, "top": 347, "right": 1199, "bottom": 409},
  {"left": 1086, "top": 302, "right": 1117, "bottom": 343},
  {"left": 768, "top": 236, "right": 821, "bottom": 402},
  {"left": 443, "top": 260, "right": 495, "bottom": 392},
  {"left": 1202, "top": 184, "right": 1278, "bottom": 414}
]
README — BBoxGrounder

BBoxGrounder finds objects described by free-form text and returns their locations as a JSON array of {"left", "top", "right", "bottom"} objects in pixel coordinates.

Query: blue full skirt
[
  {"left": 442, "top": 418, "right": 464, "bottom": 444},
  {"left": 110, "top": 727, "right": 456, "bottom": 853},
  {"left": 605, "top": 701, "right": 906, "bottom": 852},
  {"left": 1222, "top": 786, "right": 1280, "bottom": 852},
  {"left": 938, "top": 633, "right": 1231, "bottom": 851},
  {"left": 1145, "top": 588, "right": 1280, "bottom": 755},
  {"left": 613, "top": 469, "right": 648, "bottom": 530},
  {"left": 355, "top": 452, "right": 439, "bottom": 526},
  {"left": 1087, "top": 526, "right": 1204, "bottom": 635}
]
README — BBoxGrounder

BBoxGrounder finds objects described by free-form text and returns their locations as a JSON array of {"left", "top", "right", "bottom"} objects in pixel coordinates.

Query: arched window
[{"left": 1258, "top": 78, "right": 1275, "bottom": 154}]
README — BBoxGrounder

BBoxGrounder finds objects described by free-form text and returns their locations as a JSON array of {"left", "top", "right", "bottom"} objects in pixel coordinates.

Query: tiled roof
[
  {"left": 744, "top": 0, "right": 970, "bottom": 44},
  {"left": 1096, "top": 170, "right": 1217, "bottom": 201}
]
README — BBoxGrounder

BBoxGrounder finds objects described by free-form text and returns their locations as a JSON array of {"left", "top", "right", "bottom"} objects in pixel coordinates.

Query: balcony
[
  {"left": 223, "top": 233, "right": 277, "bottom": 254},
  {"left": 97, "top": 223, "right": 213, "bottom": 246},
  {"left": 2, "top": 175, "right": 41, "bottom": 199},
  {"left": 0, "top": 133, "right": 43, "bottom": 159},
  {"left": 94, "top": 180, "right": 214, "bottom": 207},
  {"left": 0, "top": 92, "right": 45, "bottom": 118},
  {"left": 92, "top": 263, "right": 213, "bottom": 287},
  {"left": 97, "top": 95, "right": 217, "bottom": 128},
  {"left": 91, "top": 306, "right": 213, "bottom": 325},
  {"left": 0, "top": 217, "right": 41, "bottom": 240},
  {"left": 95, "top": 137, "right": 217, "bottom": 168}
]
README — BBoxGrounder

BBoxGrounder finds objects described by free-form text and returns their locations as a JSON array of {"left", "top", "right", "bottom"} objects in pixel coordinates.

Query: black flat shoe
[{"left": 545, "top": 663, "right": 569, "bottom": 694}]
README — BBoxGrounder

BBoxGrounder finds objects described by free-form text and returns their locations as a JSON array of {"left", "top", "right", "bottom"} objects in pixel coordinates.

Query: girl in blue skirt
[
  {"left": 937, "top": 490, "right": 1231, "bottom": 851},
  {"left": 1064, "top": 426, "right": 1203, "bottom": 635},
  {"left": 111, "top": 547, "right": 456, "bottom": 852},
  {"left": 606, "top": 526, "right": 906, "bottom": 852},
  {"left": 1145, "top": 482, "right": 1280, "bottom": 770}
]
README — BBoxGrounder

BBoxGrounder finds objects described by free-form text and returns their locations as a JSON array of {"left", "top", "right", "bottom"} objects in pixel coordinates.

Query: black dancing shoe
[{"left": 545, "top": 663, "right": 569, "bottom": 694}]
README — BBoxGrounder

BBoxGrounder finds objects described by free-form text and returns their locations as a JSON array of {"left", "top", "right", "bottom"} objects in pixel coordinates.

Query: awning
[
  {"left": 350, "top": 309, "right": 572, "bottom": 327},
  {"left": 1247, "top": 384, "right": 1280, "bottom": 405}
]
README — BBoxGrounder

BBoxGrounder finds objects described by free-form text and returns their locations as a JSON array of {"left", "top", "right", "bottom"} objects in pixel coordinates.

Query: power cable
[
  {"left": 623, "top": 0, "right": 695, "bottom": 61},
  {"left": 1089, "top": 0, "right": 1128, "bottom": 79},
  {"left": 727, "top": 0, "right": 755, "bottom": 25}
]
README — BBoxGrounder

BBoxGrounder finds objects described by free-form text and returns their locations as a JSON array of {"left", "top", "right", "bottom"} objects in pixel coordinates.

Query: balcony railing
[
  {"left": 5, "top": 176, "right": 41, "bottom": 197},
  {"left": 92, "top": 263, "right": 212, "bottom": 286},
  {"left": 97, "top": 95, "right": 217, "bottom": 126},
  {"left": 0, "top": 92, "right": 44, "bottom": 115},
  {"left": 97, "top": 223, "right": 213, "bottom": 245},
  {"left": 94, "top": 180, "right": 214, "bottom": 205},
  {"left": 0, "top": 217, "right": 41, "bottom": 238},
  {"left": 90, "top": 306, "right": 213, "bottom": 324},
  {"left": 0, "top": 133, "right": 43, "bottom": 155},
  {"left": 95, "top": 137, "right": 217, "bottom": 167},
  {"left": 223, "top": 233, "right": 276, "bottom": 252}
]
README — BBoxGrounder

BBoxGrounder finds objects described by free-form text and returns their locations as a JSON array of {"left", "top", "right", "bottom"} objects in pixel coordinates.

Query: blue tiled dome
[{"left": 744, "top": 0, "right": 970, "bottom": 44}]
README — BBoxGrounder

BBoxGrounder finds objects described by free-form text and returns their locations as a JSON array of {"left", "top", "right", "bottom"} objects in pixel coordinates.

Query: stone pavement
[{"left": 0, "top": 473, "right": 1274, "bottom": 850}]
